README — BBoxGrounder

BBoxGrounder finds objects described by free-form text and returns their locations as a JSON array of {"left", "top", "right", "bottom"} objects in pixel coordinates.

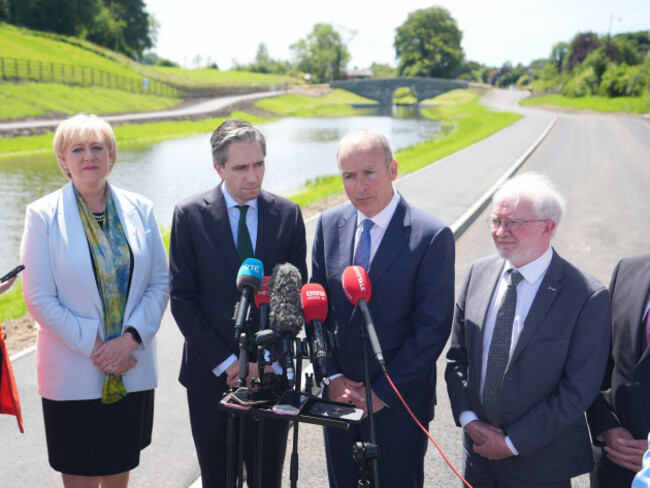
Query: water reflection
[{"left": 0, "top": 109, "right": 439, "bottom": 274}]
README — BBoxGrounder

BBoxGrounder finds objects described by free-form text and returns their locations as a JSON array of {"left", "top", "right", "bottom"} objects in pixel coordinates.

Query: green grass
[
  {"left": 150, "top": 66, "right": 299, "bottom": 87},
  {"left": 255, "top": 89, "right": 377, "bottom": 117},
  {"left": 0, "top": 280, "right": 28, "bottom": 323},
  {"left": 520, "top": 94, "right": 650, "bottom": 114},
  {"left": 0, "top": 111, "right": 271, "bottom": 157},
  {"left": 287, "top": 89, "right": 521, "bottom": 206},
  {"left": 0, "top": 82, "right": 180, "bottom": 120}
]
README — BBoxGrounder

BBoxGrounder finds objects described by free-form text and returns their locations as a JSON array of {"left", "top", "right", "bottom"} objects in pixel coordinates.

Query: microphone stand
[
  {"left": 289, "top": 338, "right": 307, "bottom": 488},
  {"left": 357, "top": 324, "right": 380, "bottom": 488}
]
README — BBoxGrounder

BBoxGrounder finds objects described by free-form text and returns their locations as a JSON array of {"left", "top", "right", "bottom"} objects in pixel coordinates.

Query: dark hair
[{"left": 210, "top": 119, "right": 266, "bottom": 167}]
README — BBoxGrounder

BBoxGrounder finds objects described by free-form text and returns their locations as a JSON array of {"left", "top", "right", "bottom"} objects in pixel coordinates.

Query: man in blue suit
[
  {"left": 311, "top": 128, "right": 455, "bottom": 487},
  {"left": 446, "top": 172, "right": 611, "bottom": 487},
  {"left": 587, "top": 254, "right": 650, "bottom": 487},
  {"left": 169, "top": 119, "right": 307, "bottom": 487}
]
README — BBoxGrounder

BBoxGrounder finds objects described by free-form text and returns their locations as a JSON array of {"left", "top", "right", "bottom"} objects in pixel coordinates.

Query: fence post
[{"left": 14, "top": 58, "right": 17, "bottom": 78}]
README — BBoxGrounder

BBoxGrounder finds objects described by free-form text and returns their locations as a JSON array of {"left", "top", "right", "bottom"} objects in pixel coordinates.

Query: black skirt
[{"left": 42, "top": 389, "right": 154, "bottom": 476}]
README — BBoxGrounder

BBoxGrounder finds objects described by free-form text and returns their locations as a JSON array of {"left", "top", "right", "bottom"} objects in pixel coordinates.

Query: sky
[{"left": 145, "top": 0, "right": 650, "bottom": 70}]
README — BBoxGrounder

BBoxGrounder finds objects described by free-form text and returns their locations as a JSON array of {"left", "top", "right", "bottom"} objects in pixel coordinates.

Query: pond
[{"left": 0, "top": 106, "right": 440, "bottom": 274}]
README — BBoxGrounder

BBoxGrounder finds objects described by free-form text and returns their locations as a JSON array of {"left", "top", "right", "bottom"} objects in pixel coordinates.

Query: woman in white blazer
[{"left": 20, "top": 114, "right": 169, "bottom": 488}]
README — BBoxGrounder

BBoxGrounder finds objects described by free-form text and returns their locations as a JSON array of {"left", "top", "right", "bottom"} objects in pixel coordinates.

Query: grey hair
[
  {"left": 337, "top": 128, "right": 393, "bottom": 168},
  {"left": 210, "top": 119, "right": 266, "bottom": 167},
  {"left": 493, "top": 172, "right": 565, "bottom": 231}
]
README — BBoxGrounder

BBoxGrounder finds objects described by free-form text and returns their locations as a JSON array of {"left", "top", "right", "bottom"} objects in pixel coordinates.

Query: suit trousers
[
  {"left": 187, "top": 389, "right": 289, "bottom": 488},
  {"left": 590, "top": 446, "right": 636, "bottom": 488},
  {"left": 324, "top": 412, "right": 428, "bottom": 488},
  {"left": 463, "top": 435, "right": 571, "bottom": 488}
]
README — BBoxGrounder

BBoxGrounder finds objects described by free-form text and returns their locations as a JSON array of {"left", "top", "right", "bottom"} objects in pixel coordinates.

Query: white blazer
[{"left": 20, "top": 182, "right": 169, "bottom": 401}]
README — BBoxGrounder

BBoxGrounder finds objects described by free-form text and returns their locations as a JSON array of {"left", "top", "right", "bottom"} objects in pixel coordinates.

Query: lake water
[{"left": 0, "top": 107, "right": 440, "bottom": 274}]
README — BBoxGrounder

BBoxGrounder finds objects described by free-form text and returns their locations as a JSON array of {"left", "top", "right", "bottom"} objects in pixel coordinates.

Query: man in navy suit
[
  {"left": 169, "top": 119, "right": 307, "bottom": 488},
  {"left": 588, "top": 254, "right": 650, "bottom": 488},
  {"left": 445, "top": 172, "right": 611, "bottom": 487},
  {"left": 311, "top": 129, "right": 455, "bottom": 487}
]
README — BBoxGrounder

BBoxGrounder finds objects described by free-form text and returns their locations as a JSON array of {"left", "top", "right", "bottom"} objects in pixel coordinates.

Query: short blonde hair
[{"left": 53, "top": 114, "right": 117, "bottom": 179}]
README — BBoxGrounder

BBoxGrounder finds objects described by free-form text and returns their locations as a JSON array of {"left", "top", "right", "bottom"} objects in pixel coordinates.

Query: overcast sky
[{"left": 145, "top": 0, "right": 650, "bottom": 70}]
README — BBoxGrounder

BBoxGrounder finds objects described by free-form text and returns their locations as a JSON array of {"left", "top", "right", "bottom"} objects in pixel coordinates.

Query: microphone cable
[{"left": 383, "top": 371, "right": 473, "bottom": 488}]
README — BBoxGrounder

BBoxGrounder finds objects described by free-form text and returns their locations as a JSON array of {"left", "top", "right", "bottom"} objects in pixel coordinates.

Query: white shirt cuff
[
  {"left": 505, "top": 436, "right": 519, "bottom": 455},
  {"left": 213, "top": 354, "right": 237, "bottom": 377},
  {"left": 460, "top": 411, "right": 480, "bottom": 428}
]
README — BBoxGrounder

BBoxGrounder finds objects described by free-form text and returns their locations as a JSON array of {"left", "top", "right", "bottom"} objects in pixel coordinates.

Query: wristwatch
[{"left": 125, "top": 327, "right": 142, "bottom": 345}]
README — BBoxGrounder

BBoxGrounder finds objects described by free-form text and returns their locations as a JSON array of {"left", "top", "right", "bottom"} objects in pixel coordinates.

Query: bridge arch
[{"left": 330, "top": 77, "right": 468, "bottom": 106}]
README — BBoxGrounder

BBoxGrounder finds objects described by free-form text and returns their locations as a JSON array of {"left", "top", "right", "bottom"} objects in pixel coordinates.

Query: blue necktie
[{"left": 353, "top": 219, "right": 374, "bottom": 271}]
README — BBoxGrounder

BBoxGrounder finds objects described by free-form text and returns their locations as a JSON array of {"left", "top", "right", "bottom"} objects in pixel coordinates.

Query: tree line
[{"left": 0, "top": 0, "right": 154, "bottom": 59}]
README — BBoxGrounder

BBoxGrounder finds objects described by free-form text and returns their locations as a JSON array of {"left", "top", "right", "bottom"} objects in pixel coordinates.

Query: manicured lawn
[{"left": 520, "top": 94, "right": 650, "bottom": 114}]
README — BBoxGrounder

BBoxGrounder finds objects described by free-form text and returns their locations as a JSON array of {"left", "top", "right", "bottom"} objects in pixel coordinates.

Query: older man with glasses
[{"left": 446, "top": 171, "right": 611, "bottom": 488}]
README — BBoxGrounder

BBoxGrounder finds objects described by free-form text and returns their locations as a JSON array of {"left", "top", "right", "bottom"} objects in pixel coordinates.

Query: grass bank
[
  {"left": 0, "top": 82, "right": 181, "bottom": 120},
  {"left": 0, "top": 111, "right": 269, "bottom": 157},
  {"left": 520, "top": 94, "right": 650, "bottom": 114},
  {"left": 255, "top": 89, "right": 376, "bottom": 116},
  {"left": 0, "top": 281, "right": 27, "bottom": 323},
  {"left": 287, "top": 89, "right": 521, "bottom": 208}
]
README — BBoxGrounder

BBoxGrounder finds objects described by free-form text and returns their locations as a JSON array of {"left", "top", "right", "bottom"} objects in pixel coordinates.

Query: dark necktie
[
  {"left": 353, "top": 219, "right": 374, "bottom": 270},
  {"left": 483, "top": 269, "right": 524, "bottom": 426},
  {"left": 235, "top": 205, "right": 253, "bottom": 263},
  {"left": 642, "top": 310, "right": 650, "bottom": 354},
  {"left": 235, "top": 204, "right": 256, "bottom": 358}
]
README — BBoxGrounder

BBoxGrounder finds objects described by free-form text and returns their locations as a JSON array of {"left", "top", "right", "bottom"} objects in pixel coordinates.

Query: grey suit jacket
[{"left": 445, "top": 250, "right": 611, "bottom": 483}]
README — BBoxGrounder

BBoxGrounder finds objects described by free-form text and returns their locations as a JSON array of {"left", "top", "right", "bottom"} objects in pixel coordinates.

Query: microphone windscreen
[
  {"left": 301, "top": 283, "right": 328, "bottom": 323},
  {"left": 342, "top": 265, "right": 372, "bottom": 306},
  {"left": 268, "top": 263, "right": 304, "bottom": 336},
  {"left": 254, "top": 276, "right": 270, "bottom": 308},
  {"left": 236, "top": 258, "right": 264, "bottom": 293}
]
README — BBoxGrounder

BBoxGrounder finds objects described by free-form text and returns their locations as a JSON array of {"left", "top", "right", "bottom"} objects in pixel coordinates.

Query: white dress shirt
[
  {"left": 460, "top": 246, "right": 554, "bottom": 455},
  {"left": 213, "top": 186, "right": 259, "bottom": 377}
]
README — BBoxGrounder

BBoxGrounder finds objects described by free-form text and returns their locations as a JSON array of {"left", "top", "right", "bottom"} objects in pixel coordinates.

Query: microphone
[
  {"left": 268, "top": 263, "right": 304, "bottom": 384},
  {"left": 254, "top": 276, "right": 271, "bottom": 333},
  {"left": 233, "top": 258, "right": 264, "bottom": 343},
  {"left": 341, "top": 266, "right": 386, "bottom": 371},
  {"left": 300, "top": 283, "right": 329, "bottom": 376}
]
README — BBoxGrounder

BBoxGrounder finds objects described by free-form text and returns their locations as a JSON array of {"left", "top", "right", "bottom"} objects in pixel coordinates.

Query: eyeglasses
[{"left": 486, "top": 218, "right": 548, "bottom": 232}]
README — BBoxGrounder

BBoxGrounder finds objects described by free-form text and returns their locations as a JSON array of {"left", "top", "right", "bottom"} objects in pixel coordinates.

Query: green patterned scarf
[{"left": 74, "top": 185, "right": 131, "bottom": 404}]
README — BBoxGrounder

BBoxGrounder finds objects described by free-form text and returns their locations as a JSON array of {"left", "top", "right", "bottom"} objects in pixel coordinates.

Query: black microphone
[
  {"left": 342, "top": 265, "right": 386, "bottom": 371},
  {"left": 268, "top": 263, "right": 304, "bottom": 384},
  {"left": 232, "top": 258, "right": 264, "bottom": 342}
]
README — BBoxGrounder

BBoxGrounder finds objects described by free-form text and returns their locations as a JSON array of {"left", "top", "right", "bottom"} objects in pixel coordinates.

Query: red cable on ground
[{"left": 383, "top": 371, "right": 473, "bottom": 488}]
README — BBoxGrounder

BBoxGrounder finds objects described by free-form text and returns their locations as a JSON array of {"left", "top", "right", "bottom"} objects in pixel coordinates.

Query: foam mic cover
[
  {"left": 268, "top": 263, "right": 304, "bottom": 337},
  {"left": 254, "top": 276, "right": 270, "bottom": 308},
  {"left": 341, "top": 265, "right": 372, "bottom": 306},
  {"left": 300, "top": 283, "right": 328, "bottom": 323}
]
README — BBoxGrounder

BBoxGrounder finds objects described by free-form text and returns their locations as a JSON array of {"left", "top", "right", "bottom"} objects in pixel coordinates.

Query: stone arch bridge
[{"left": 330, "top": 77, "right": 468, "bottom": 106}]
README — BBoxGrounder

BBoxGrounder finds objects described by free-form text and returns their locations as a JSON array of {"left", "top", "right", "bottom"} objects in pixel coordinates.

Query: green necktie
[{"left": 235, "top": 205, "right": 254, "bottom": 263}]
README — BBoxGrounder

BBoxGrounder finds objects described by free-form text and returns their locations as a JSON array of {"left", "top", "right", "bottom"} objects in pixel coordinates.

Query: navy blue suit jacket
[
  {"left": 587, "top": 255, "right": 650, "bottom": 478},
  {"left": 446, "top": 251, "right": 611, "bottom": 483},
  {"left": 311, "top": 196, "right": 455, "bottom": 423},
  {"left": 169, "top": 182, "right": 307, "bottom": 393}
]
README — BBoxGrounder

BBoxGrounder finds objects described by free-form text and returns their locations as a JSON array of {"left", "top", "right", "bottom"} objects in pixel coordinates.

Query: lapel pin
[{"left": 547, "top": 286, "right": 557, "bottom": 292}]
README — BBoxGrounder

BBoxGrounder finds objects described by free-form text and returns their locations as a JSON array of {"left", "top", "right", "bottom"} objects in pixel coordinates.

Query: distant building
[{"left": 340, "top": 68, "right": 373, "bottom": 80}]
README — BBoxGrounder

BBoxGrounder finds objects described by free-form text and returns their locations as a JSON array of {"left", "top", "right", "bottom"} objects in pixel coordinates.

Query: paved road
[{"left": 2, "top": 89, "right": 649, "bottom": 487}]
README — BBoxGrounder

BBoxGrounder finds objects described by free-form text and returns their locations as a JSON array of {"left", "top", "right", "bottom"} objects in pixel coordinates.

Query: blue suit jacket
[
  {"left": 587, "top": 255, "right": 650, "bottom": 483},
  {"left": 311, "top": 196, "right": 455, "bottom": 423},
  {"left": 446, "top": 251, "right": 611, "bottom": 483},
  {"left": 169, "top": 182, "right": 307, "bottom": 393}
]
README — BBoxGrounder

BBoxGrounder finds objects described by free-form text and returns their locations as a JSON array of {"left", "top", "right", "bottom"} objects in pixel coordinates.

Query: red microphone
[
  {"left": 342, "top": 266, "right": 385, "bottom": 370},
  {"left": 255, "top": 276, "right": 270, "bottom": 308},
  {"left": 301, "top": 283, "right": 329, "bottom": 375}
]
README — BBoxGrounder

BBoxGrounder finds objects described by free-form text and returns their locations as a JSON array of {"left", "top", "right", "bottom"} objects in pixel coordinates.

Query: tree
[
  {"left": 290, "top": 23, "right": 350, "bottom": 83},
  {"left": 394, "top": 6, "right": 463, "bottom": 78}
]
